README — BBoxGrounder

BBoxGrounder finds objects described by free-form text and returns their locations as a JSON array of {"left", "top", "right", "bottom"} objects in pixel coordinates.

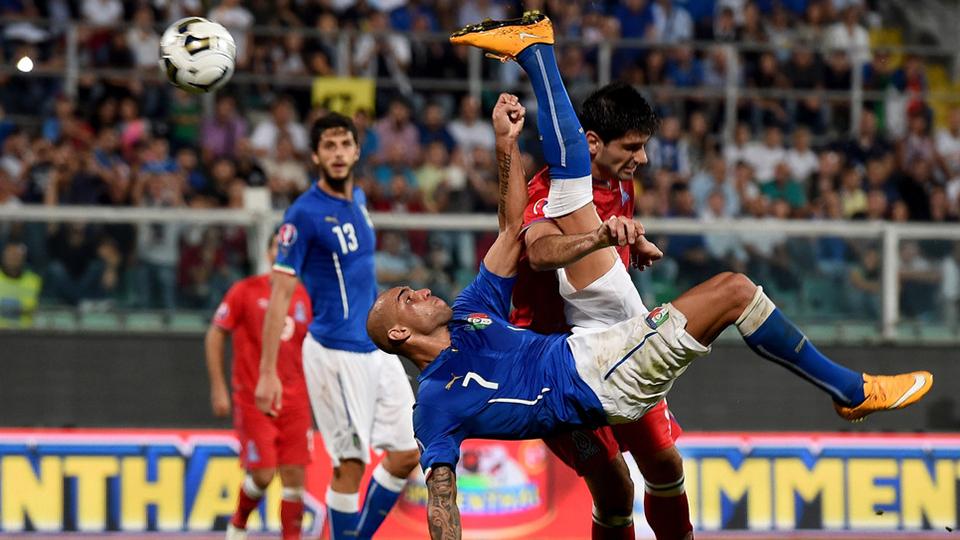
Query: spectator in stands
[
  {"left": 0, "top": 241, "right": 41, "bottom": 328},
  {"left": 847, "top": 245, "right": 881, "bottom": 318},
  {"left": 200, "top": 94, "right": 247, "bottom": 162},
  {"left": 785, "top": 43, "right": 827, "bottom": 133},
  {"left": 419, "top": 102, "right": 456, "bottom": 152},
  {"left": 250, "top": 97, "right": 309, "bottom": 159},
  {"left": 723, "top": 122, "right": 751, "bottom": 174},
  {"left": 899, "top": 240, "right": 941, "bottom": 320},
  {"left": 896, "top": 158, "right": 934, "bottom": 222},
  {"left": 745, "top": 125, "right": 786, "bottom": 183},
  {"left": 855, "top": 189, "right": 889, "bottom": 221},
  {"left": 665, "top": 183, "right": 714, "bottom": 286},
  {"left": 844, "top": 110, "right": 890, "bottom": 167},
  {"left": 374, "top": 230, "right": 425, "bottom": 289},
  {"left": 898, "top": 111, "right": 943, "bottom": 176},
  {"left": 46, "top": 226, "right": 121, "bottom": 307},
  {"left": 179, "top": 227, "right": 233, "bottom": 309},
  {"left": 373, "top": 97, "right": 420, "bottom": 167},
  {"left": 761, "top": 161, "right": 807, "bottom": 213},
  {"left": 691, "top": 156, "right": 739, "bottom": 216},
  {"left": 233, "top": 138, "right": 267, "bottom": 188},
  {"left": 701, "top": 189, "right": 747, "bottom": 272},
  {"left": 415, "top": 141, "right": 451, "bottom": 211},
  {"left": 126, "top": 5, "right": 160, "bottom": 71},
  {"left": 941, "top": 243, "right": 960, "bottom": 326},
  {"left": 208, "top": 0, "right": 254, "bottom": 68},
  {"left": 353, "top": 10, "right": 412, "bottom": 87},
  {"left": 133, "top": 171, "right": 181, "bottom": 309},
  {"left": 352, "top": 108, "right": 380, "bottom": 175},
  {"left": 457, "top": 0, "right": 506, "bottom": 27},
  {"left": 928, "top": 186, "right": 956, "bottom": 223},
  {"left": 449, "top": 95, "right": 495, "bottom": 160},
  {"left": 785, "top": 127, "right": 819, "bottom": 184},
  {"left": 936, "top": 106, "right": 960, "bottom": 180},
  {"left": 650, "top": 0, "right": 693, "bottom": 43},
  {"left": 838, "top": 166, "right": 867, "bottom": 218},
  {"left": 263, "top": 134, "right": 309, "bottom": 207},
  {"left": 825, "top": 2, "right": 870, "bottom": 68},
  {"left": 647, "top": 115, "right": 691, "bottom": 182},
  {"left": 749, "top": 52, "right": 789, "bottom": 129}
]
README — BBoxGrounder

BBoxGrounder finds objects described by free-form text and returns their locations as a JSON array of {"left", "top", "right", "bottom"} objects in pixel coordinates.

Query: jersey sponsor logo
[
  {"left": 214, "top": 302, "right": 229, "bottom": 322},
  {"left": 645, "top": 306, "right": 670, "bottom": 330},
  {"left": 466, "top": 313, "right": 493, "bottom": 331},
  {"left": 294, "top": 301, "right": 308, "bottom": 323},
  {"left": 278, "top": 223, "right": 298, "bottom": 247}
]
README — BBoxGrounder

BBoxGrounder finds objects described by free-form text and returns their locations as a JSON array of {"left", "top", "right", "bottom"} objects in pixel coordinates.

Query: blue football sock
[
  {"left": 516, "top": 43, "right": 591, "bottom": 181},
  {"left": 326, "top": 488, "right": 359, "bottom": 540},
  {"left": 355, "top": 464, "right": 408, "bottom": 539},
  {"left": 737, "top": 288, "right": 865, "bottom": 406}
]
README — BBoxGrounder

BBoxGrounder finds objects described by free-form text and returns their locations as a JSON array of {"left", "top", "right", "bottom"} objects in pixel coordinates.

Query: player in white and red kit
[
  {"left": 510, "top": 84, "right": 689, "bottom": 540},
  {"left": 205, "top": 233, "right": 313, "bottom": 540}
]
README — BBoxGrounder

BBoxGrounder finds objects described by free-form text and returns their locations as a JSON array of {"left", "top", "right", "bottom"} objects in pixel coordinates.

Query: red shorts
[
  {"left": 544, "top": 400, "right": 682, "bottom": 477},
  {"left": 234, "top": 401, "right": 313, "bottom": 470}
]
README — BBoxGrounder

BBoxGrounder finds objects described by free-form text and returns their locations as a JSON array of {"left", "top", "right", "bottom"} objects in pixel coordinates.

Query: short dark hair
[
  {"left": 310, "top": 112, "right": 359, "bottom": 153},
  {"left": 580, "top": 82, "right": 660, "bottom": 143}
]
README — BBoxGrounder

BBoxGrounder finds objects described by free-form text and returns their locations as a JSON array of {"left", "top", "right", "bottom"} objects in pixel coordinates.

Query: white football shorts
[
  {"left": 568, "top": 303, "right": 710, "bottom": 424},
  {"left": 302, "top": 334, "right": 417, "bottom": 466}
]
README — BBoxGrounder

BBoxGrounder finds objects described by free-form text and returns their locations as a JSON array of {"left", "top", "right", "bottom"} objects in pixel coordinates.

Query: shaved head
[{"left": 366, "top": 286, "right": 454, "bottom": 362}]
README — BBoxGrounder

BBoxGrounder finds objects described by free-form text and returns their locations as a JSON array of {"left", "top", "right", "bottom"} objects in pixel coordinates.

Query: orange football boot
[
  {"left": 834, "top": 371, "right": 933, "bottom": 422},
  {"left": 450, "top": 10, "right": 554, "bottom": 63}
]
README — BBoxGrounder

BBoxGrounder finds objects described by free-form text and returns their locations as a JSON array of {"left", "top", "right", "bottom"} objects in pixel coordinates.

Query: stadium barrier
[
  {"left": 1, "top": 429, "right": 958, "bottom": 537},
  {"left": 2, "top": 205, "right": 960, "bottom": 340}
]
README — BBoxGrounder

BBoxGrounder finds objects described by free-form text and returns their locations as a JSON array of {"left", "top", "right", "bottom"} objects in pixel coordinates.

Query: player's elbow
[{"left": 527, "top": 250, "right": 556, "bottom": 272}]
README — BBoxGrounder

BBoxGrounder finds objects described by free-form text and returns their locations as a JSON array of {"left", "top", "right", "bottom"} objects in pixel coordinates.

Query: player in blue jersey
[
  {"left": 366, "top": 12, "right": 933, "bottom": 539},
  {"left": 256, "top": 113, "right": 419, "bottom": 540}
]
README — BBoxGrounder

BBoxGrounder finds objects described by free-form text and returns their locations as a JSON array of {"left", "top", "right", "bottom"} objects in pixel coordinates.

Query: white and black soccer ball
[{"left": 159, "top": 17, "right": 236, "bottom": 94}]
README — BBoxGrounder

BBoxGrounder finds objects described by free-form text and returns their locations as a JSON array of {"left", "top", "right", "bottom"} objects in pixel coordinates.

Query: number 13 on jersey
[{"left": 332, "top": 223, "right": 359, "bottom": 254}]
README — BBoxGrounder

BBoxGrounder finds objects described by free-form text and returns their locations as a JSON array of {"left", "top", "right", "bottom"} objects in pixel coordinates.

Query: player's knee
[
  {"left": 636, "top": 446, "right": 684, "bottom": 484},
  {"left": 250, "top": 467, "right": 275, "bottom": 489},
  {"left": 722, "top": 273, "right": 757, "bottom": 313}
]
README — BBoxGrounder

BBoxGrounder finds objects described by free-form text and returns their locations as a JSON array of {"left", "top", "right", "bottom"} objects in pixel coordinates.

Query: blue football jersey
[
  {"left": 413, "top": 265, "right": 607, "bottom": 474},
  {"left": 274, "top": 184, "right": 378, "bottom": 353}
]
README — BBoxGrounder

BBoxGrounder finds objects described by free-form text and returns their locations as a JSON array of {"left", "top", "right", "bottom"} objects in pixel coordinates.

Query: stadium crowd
[{"left": 0, "top": 0, "right": 959, "bottom": 327}]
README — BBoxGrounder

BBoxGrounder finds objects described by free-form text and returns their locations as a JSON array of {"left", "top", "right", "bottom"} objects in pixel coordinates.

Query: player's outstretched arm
[
  {"left": 426, "top": 465, "right": 461, "bottom": 540},
  {"left": 256, "top": 271, "right": 297, "bottom": 415},
  {"left": 483, "top": 93, "right": 528, "bottom": 278},
  {"left": 204, "top": 324, "right": 231, "bottom": 417},
  {"left": 526, "top": 216, "right": 664, "bottom": 271}
]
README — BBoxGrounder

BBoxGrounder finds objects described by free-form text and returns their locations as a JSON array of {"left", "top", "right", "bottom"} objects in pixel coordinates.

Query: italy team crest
[
  {"left": 466, "top": 313, "right": 492, "bottom": 331},
  {"left": 645, "top": 306, "right": 669, "bottom": 330}
]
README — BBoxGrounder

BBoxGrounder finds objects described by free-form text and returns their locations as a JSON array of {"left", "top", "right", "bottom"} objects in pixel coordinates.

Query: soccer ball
[{"left": 159, "top": 17, "right": 236, "bottom": 94}]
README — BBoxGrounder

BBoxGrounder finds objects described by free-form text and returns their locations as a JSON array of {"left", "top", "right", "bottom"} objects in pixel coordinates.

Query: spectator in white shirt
[
  {"left": 449, "top": 95, "right": 495, "bottom": 158},
  {"left": 126, "top": 6, "right": 160, "bottom": 70},
  {"left": 208, "top": 0, "right": 253, "bottom": 68},
  {"left": 936, "top": 107, "right": 960, "bottom": 179},
  {"left": 745, "top": 125, "right": 786, "bottom": 183},
  {"left": 353, "top": 11, "right": 412, "bottom": 81},
  {"left": 825, "top": 4, "right": 871, "bottom": 68},
  {"left": 785, "top": 126, "right": 819, "bottom": 184},
  {"left": 250, "top": 97, "right": 309, "bottom": 159},
  {"left": 723, "top": 122, "right": 751, "bottom": 176},
  {"left": 82, "top": 0, "right": 123, "bottom": 25}
]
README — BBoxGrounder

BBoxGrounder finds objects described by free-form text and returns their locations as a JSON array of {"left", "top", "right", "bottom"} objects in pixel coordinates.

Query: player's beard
[{"left": 321, "top": 164, "right": 354, "bottom": 194}]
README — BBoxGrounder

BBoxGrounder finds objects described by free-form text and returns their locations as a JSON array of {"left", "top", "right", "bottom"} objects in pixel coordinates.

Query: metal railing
[{"left": 2, "top": 204, "right": 960, "bottom": 341}]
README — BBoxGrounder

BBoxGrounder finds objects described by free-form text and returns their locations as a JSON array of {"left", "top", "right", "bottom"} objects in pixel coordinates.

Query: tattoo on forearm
[
  {"left": 496, "top": 149, "right": 512, "bottom": 224},
  {"left": 427, "top": 466, "right": 461, "bottom": 540}
]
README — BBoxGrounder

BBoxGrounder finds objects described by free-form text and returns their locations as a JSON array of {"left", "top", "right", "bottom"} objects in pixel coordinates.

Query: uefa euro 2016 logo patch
[
  {"left": 278, "top": 223, "right": 298, "bottom": 247},
  {"left": 645, "top": 306, "right": 669, "bottom": 330},
  {"left": 467, "top": 313, "right": 493, "bottom": 331}
]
